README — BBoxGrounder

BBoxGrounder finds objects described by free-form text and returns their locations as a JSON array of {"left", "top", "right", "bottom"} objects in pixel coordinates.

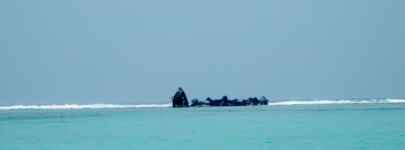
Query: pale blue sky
[{"left": 1, "top": 0, "right": 404, "bottom": 105}]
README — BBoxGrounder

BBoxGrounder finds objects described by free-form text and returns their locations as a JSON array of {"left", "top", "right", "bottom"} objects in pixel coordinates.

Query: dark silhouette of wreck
[
  {"left": 172, "top": 87, "right": 189, "bottom": 107},
  {"left": 171, "top": 87, "right": 268, "bottom": 107}
]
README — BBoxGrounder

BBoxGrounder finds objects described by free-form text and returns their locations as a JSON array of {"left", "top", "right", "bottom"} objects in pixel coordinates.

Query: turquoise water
[{"left": 1, "top": 104, "right": 405, "bottom": 150}]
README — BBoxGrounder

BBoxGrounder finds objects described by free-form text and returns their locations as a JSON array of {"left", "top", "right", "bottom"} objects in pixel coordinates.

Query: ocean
[{"left": 1, "top": 99, "right": 405, "bottom": 150}]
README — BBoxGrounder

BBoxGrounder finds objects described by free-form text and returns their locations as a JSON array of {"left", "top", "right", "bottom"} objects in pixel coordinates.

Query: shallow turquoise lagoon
[{"left": 1, "top": 104, "right": 405, "bottom": 150}]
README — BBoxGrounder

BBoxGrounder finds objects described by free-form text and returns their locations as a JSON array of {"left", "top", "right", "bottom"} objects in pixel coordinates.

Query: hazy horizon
[{"left": 1, "top": 0, "right": 404, "bottom": 105}]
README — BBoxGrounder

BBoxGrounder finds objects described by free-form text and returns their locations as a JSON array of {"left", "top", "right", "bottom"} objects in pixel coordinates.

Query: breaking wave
[
  {"left": 0, "top": 103, "right": 171, "bottom": 110},
  {"left": 269, "top": 99, "right": 405, "bottom": 106},
  {"left": 1, "top": 99, "right": 405, "bottom": 110}
]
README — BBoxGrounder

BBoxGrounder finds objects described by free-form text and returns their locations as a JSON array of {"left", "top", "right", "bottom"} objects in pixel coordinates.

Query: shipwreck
[{"left": 171, "top": 87, "right": 269, "bottom": 107}]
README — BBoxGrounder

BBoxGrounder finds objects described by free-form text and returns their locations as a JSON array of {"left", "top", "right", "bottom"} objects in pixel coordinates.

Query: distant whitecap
[{"left": 0, "top": 103, "right": 171, "bottom": 110}]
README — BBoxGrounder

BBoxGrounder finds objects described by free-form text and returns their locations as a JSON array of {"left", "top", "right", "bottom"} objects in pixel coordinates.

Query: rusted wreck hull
[
  {"left": 190, "top": 96, "right": 268, "bottom": 107},
  {"left": 171, "top": 88, "right": 268, "bottom": 108}
]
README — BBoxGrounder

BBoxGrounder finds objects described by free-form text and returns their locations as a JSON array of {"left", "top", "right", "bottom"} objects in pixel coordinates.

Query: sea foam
[
  {"left": 269, "top": 99, "right": 405, "bottom": 106},
  {"left": 0, "top": 103, "right": 171, "bottom": 110},
  {"left": 1, "top": 99, "right": 404, "bottom": 110}
]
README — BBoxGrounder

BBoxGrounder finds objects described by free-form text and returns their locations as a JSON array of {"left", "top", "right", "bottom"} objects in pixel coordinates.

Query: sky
[{"left": 1, "top": 0, "right": 404, "bottom": 105}]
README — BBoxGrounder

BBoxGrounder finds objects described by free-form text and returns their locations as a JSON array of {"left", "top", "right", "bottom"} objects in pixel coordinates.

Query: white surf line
[{"left": 0, "top": 103, "right": 172, "bottom": 110}]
